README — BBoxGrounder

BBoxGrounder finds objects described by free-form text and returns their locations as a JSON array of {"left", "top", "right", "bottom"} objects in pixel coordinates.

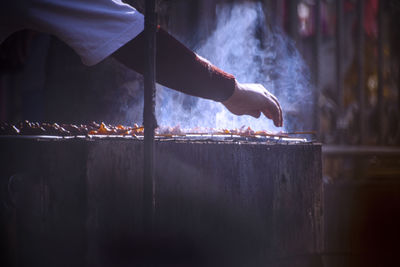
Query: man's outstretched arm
[{"left": 112, "top": 27, "right": 282, "bottom": 127}]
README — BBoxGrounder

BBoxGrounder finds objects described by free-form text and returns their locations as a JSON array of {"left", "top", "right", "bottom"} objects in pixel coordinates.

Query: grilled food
[{"left": 0, "top": 121, "right": 312, "bottom": 138}]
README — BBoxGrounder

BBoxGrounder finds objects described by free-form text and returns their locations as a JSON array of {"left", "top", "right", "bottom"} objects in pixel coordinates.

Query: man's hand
[{"left": 222, "top": 81, "right": 283, "bottom": 127}]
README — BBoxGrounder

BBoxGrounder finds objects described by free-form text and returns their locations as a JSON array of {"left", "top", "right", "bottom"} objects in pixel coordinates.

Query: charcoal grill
[{"left": 0, "top": 136, "right": 323, "bottom": 267}]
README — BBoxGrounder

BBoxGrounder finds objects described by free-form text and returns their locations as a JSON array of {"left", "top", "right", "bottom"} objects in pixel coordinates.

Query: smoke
[{"left": 145, "top": 2, "right": 313, "bottom": 131}]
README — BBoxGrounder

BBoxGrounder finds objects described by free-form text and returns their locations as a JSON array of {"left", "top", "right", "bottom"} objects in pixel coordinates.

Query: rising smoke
[{"left": 138, "top": 2, "right": 313, "bottom": 132}]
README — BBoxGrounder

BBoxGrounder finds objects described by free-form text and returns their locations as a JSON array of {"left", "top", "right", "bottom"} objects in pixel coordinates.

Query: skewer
[
  {"left": 1, "top": 121, "right": 316, "bottom": 140},
  {"left": 282, "top": 131, "right": 317, "bottom": 135}
]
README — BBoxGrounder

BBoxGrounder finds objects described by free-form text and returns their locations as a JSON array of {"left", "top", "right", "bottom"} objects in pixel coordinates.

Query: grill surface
[{"left": 0, "top": 133, "right": 311, "bottom": 144}]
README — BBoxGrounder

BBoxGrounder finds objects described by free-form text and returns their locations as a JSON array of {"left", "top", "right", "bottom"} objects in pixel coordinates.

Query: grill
[
  {"left": 0, "top": 133, "right": 310, "bottom": 143},
  {"left": 0, "top": 136, "right": 323, "bottom": 266}
]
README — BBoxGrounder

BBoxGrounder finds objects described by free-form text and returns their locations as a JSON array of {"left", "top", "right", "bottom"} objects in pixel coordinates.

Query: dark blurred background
[{"left": 1, "top": 0, "right": 400, "bottom": 265}]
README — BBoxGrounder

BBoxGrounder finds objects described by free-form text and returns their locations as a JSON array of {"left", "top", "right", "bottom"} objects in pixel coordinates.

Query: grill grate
[{"left": 0, "top": 134, "right": 312, "bottom": 144}]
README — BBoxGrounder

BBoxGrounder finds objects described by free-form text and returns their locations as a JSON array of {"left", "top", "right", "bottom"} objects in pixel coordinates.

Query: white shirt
[{"left": 0, "top": 0, "right": 144, "bottom": 66}]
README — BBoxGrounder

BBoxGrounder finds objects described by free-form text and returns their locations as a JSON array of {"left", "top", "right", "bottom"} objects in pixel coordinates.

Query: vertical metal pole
[
  {"left": 358, "top": 0, "right": 366, "bottom": 144},
  {"left": 336, "top": 0, "right": 344, "bottom": 143},
  {"left": 377, "top": 0, "right": 384, "bottom": 144},
  {"left": 143, "top": 0, "right": 157, "bottom": 232},
  {"left": 314, "top": 0, "right": 321, "bottom": 135}
]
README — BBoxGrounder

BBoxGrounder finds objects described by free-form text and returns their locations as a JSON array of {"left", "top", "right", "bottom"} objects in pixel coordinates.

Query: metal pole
[
  {"left": 377, "top": 0, "right": 384, "bottom": 144},
  {"left": 143, "top": 0, "right": 157, "bottom": 232},
  {"left": 314, "top": 0, "right": 321, "bottom": 136},
  {"left": 336, "top": 0, "right": 344, "bottom": 143},
  {"left": 358, "top": 0, "right": 365, "bottom": 144}
]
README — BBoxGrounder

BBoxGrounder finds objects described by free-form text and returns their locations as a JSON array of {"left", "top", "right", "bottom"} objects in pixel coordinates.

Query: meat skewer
[{"left": 0, "top": 121, "right": 314, "bottom": 140}]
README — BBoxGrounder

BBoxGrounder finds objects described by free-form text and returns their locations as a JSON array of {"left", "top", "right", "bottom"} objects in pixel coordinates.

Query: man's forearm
[{"left": 112, "top": 27, "right": 235, "bottom": 102}]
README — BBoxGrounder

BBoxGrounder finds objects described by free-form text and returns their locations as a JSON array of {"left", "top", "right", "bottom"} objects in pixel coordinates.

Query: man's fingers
[
  {"left": 262, "top": 90, "right": 283, "bottom": 127},
  {"left": 264, "top": 90, "right": 279, "bottom": 103},
  {"left": 278, "top": 101, "right": 283, "bottom": 126},
  {"left": 275, "top": 106, "right": 283, "bottom": 127},
  {"left": 248, "top": 110, "right": 261, "bottom": 118},
  {"left": 274, "top": 101, "right": 283, "bottom": 127},
  {"left": 270, "top": 98, "right": 283, "bottom": 127},
  {"left": 222, "top": 82, "right": 283, "bottom": 126},
  {"left": 262, "top": 109, "right": 273, "bottom": 120},
  {"left": 263, "top": 102, "right": 282, "bottom": 127},
  {"left": 262, "top": 109, "right": 279, "bottom": 127}
]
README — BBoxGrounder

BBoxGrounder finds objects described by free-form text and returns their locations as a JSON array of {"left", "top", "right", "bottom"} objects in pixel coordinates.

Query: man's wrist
[{"left": 222, "top": 80, "right": 240, "bottom": 104}]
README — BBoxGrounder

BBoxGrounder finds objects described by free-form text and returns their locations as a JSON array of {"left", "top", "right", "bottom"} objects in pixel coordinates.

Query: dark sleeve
[{"left": 112, "top": 27, "right": 235, "bottom": 102}]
